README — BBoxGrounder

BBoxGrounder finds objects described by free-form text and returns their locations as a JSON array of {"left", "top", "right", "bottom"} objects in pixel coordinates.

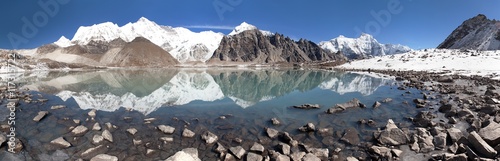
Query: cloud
[{"left": 184, "top": 25, "right": 234, "bottom": 30}]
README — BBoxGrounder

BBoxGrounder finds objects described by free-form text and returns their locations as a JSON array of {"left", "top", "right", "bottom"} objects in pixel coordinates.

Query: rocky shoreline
[{"left": 0, "top": 69, "right": 499, "bottom": 161}]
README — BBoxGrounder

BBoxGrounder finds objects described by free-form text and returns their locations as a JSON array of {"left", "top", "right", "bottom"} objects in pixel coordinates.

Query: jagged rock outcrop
[
  {"left": 438, "top": 14, "right": 500, "bottom": 50},
  {"left": 208, "top": 29, "right": 346, "bottom": 64}
]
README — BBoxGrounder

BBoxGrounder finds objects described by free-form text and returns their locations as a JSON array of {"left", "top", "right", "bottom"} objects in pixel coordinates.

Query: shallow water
[{"left": 0, "top": 68, "right": 426, "bottom": 160}]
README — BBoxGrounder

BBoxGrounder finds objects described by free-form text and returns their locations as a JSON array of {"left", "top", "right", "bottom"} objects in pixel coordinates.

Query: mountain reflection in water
[{"left": 22, "top": 69, "right": 392, "bottom": 115}]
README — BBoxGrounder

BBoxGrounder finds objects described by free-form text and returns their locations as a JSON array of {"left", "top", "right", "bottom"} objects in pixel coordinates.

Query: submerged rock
[
  {"left": 341, "top": 127, "right": 360, "bottom": 145},
  {"left": 266, "top": 128, "right": 279, "bottom": 138},
  {"left": 50, "top": 105, "right": 66, "bottom": 110},
  {"left": 271, "top": 118, "right": 281, "bottom": 125},
  {"left": 372, "top": 101, "right": 382, "bottom": 108},
  {"left": 326, "top": 98, "right": 364, "bottom": 114},
  {"left": 33, "top": 111, "right": 49, "bottom": 122}
]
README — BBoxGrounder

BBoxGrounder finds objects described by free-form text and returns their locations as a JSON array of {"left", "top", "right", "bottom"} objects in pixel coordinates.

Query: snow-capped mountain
[
  {"left": 319, "top": 33, "right": 412, "bottom": 59},
  {"left": 53, "top": 36, "right": 74, "bottom": 47},
  {"left": 63, "top": 17, "right": 224, "bottom": 62},
  {"left": 228, "top": 22, "right": 273, "bottom": 36},
  {"left": 438, "top": 14, "right": 500, "bottom": 50}
]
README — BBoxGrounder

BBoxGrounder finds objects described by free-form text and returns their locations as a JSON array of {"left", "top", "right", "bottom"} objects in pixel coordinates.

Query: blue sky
[{"left": 0, "top": 0, "right": 499, "bottom": 49}]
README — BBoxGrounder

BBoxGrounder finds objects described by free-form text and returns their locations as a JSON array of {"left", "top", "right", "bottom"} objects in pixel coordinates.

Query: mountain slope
[
  {"left": 208, "top": 23, "right": 346, "bottom": 64},
  {"left": 437, "top": 14, "right": 500, "bottom": 50},
  {"left": 319, "top": 33, "right": 412, "bottom": 59},
  {"left": 63, "top": 17, "right": 223, "bottom": 62},
  {"left": 104, "top": 37, "right": 179, "bottom": 67}
]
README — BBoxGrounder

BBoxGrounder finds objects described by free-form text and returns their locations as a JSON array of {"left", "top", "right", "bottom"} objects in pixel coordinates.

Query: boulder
[
  {"left": 413, "top": 111, "right": 436, "bottom": 127},
  {"left": 182, "top": 129, "right": 195, "bottom": 138},
  {"left": 346, "top": 157, "right": 359, "bottom": 161},
  {"left": 92, "top": 135, "right": 104, "bottom": 145},
  {"left": 214, "top": 142, "right": 226, "bottom": 154},
  {"left": 302, "top": 153, "right": 320, "bottom": 161},
  {"left": 271, "top": 118, "right": 281, "bottom": 125},
  {"left": 71, "top": 125, "right": 88, "bottom": 136},
  {"left": 468, "top": 131, "right": 497, "bottom": 158},
  {"left": 376, "top": 119, "right": 408, "bottom": 146},
  {"left": 102, "top": 130, "right": 113, "bottom": 142},
  {"left": 90, "top": 154, "right": 118, "bottom": 161},
  {"left": 229, "top": 146, "right": 246, "bottom": 160},
  {"left": 50, "top": 105, "right": 66, "bottom": 110},
  {"left": 478, "top": 121, "right": 500, "bottom": 146},
  {"left": 278, "top": 143, "right": 290, "bottom": 155},
  {"left": 292, "top": 104, "right": 320, "bottom": 109},
  {"left": 33, "top": 111, "right": 48, "bottom": 122},
  {"left": 250, "top": 142, "right": 265, "bottom": 153},
  {"left": 126, "top": 128, "right": 137, "bottom": 135},
  {"left": 413, "top": 128, "right": 434, "bottom": 153},
  {"left": 438, "top": 104, "right": 453, "bottom": 113},
  {"left": 201, "top": 131, "right": 218, "bottom": 144},
  {"left": 0, "top": 133, "right": 5, "bottom": 147},
  {"left": 159, "top": 137, "right": 173, "bottom": 142},
  {"left": 341, "top": 127, "right": 360, "bottom": 145},
  {"left": 275, "top": 154, "right": 291, "bottom": 161},
  {"left": 372, "top": 101, "right": 382, "bottom": 108},
  {"left": 266, "top": 128, "right": 279, "bottom": 138},
  {"left": 50, "top": 137, "right": 71, "bottom": 148},
  {"left": 92, "top": 123, "right": 101, "bottom": 131},
  {"left": 326, "top": 98, "right": 364, "bottom": 114},
  {"left": 165, "top": 148, "right": 201, "bottom": 161},
  {"left": 88, "top": 109, "right": 96, "bottom": 118},
  {"left": 447, "top": 128, "right": 464, "bottom": 143},
  {"left": 246, "top": 152, "right": 263, "bottom": 161},
  {"left": 437, "top": 76, "right": 453, "bottom": 83},
  {"left": 370, "top": 146, "right": 391, "bottom": 157},
  {"left": 158, "top": 125, "right": 175, "bottom": 134},
  {"left": 298, "top": 123, "right": 316, "bottom": 132},
  {"left": 434, "top": 132, "right": 447, "bottom": 150},
  {"left": 290, "top": 152, "right": 306, "bottom": 161}
]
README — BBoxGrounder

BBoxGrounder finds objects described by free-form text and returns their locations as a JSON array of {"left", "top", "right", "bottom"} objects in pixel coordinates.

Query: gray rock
[
  {"left": 50, "top": 137, "right": 71, "bottom": 148},
  {"left": 158, "top": 125, "right": 175, "bottom": 134},
  {"left": 102, "top": 130, "right": 113, "bottom": 142},
  {"left": 414, "top": 111, "right": 436, "bottom": 127},
  {"left": 415, "top": 128, "right": 434, "bottom": 153},
  {"left": 449, "top": 142, "right": 459, "bottom": 154},
  {"left": 90, "top": 154, "right": 118, "bottom": 161},
  {"left": 391, "top": 149, "right": 403, "bottom": 157},
  {"left": 341, "top": 127, "right": 360, "bottom": 145},
  {"left": 434, "top": 132, "right": 447, "bottom": 150},
  {"left": 126, "top": 128, "right": 137, "bottom": 135},
  {"left": 438, "top": 104, "right": 453, "bottom": 113},
  {"left": 289, "top": 152, "right": 305, "bottom": 161},
  {"left": 159, "top": 137, "right": 173, "bottom": 142},
  {"left": 266, "top": 128, "right": 279, "bottom": 138},
  {"left": 376, "top": 119, "right": 408, "bottom": 146},
  {"left": 310, "top": 148, "right": 329, "bottom": 159},
  {"left": 302, "top": 153, "right": 320, "bottom": 161},
  {"left": 443, "top": 153, "right": 467, "bottom": 161},
  {"left": 278, "top": 143, "right": 290, "bottom": 155},
  {"left": 229, "top": 146, "right": 246, "bottom": 160},
  {"left": 92, "top": 135, "right": 104, "bottom": 145},
  {"left": 50, "top": 105, "right": 66, "bottom": 110},
  {"left": 88, "top": 110, "right": 96, "bottom": 118},
  {"left": 346, "top": 156, "right": 359, "bottom": 161},
  {"left": 298, "top": 123, "right": 315, "bottom": 132},
  {"left": 447, "top": 128, "right": 464, "bottom": 143},
  {"left": 80, "top": 145, "right": 106, "bottom": 159},
  {"left": 250, "top": 142, "right": 265, "bottom": 153},
  {"left": 326, "top": 98, "right": 363, "bottom": 113},
  {"left": 201, "top": 131, "right": 218, "bottom": 144},
  {"left": 92, "top": 123, "right": 101, "bottom": 131},
  {"left": 71, "top": 125, "right": 88, "bottom": 136},
  {"left": 0, "top": 133, "right": 6, "bottom": 147},
  {"left": 271, "top": 118, "right": 281, "bottom": 125},
  {"left": 165, "top": 148, "right": 201, "bottom": 161},
  {"left": 468, "top": 131, "right": 497, "bottom": 158},
  {"left": 33, "top": 111, "right": 48, "bottom": 122},
  {"left": 437, "top": 76, "right": 454, "bottom": 83},
  {"left": 246, "top": 152, "right": 263, "bottom": 161},
  {"left": 275, "top": 154, "right": 290, "bottom": 161},
  {"left": 292, "top": 104, "right": 320, "bottom": 109},
  {"left": 479, "top": 121, "right": 500, "bottom": 146},
  {"left": 215, "top": 142, "right": 226, "bottom": 154},
  {"left": 372, "top": 101, "right": 382, "bottom": 108},
  {"left": 382, "top": 98, "right": 393, "bottom": 103},
  {"left": 182, "top": 129, "right": 195, "bottom": 138},
  {"left": 370, "top": 146, "right": 391, "bottom": 157}
]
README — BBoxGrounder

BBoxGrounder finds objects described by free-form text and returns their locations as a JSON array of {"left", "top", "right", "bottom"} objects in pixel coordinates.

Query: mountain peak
[
  {"left": 359, "top": 33, "right": 374, "bottom": 39},
  {"left": 138, "top": 17, "right": 150, "bottom": 22},
  {"left": 54, "top": 36, "right": 73, "bottom": 47},
  {"left": 228, "top": 22, "right": 258, "bottom": 36},
  {"left": 437, "top": 14, "right": 499, "bottom": 50}
]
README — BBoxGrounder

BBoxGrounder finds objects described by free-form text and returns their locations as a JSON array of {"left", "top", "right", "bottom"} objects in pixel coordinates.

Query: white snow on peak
[
  {"left": 338, "top": 49, "right": 500, "bottom": 80},
  {"left": 65, "top": 17, "right": 224, "bottom": 63},
  {"left": 53, "top": 36, "right": 74, "bottom": 47},
  {"left": 228, "top": 22, "right": 273, "bottom": 36},
  {"left": 319, "top": 33, "right": 412, "bottom": 59}
]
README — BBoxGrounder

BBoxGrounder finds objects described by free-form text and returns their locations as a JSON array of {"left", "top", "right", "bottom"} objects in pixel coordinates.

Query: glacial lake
[{"left": 0, "top": 68, "right": 426, "bottom": 160}]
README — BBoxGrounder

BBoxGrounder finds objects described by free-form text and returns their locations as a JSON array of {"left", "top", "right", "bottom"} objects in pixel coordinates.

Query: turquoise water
[{"left": 1, "top": 68, "right": 425, "bottom": 160}]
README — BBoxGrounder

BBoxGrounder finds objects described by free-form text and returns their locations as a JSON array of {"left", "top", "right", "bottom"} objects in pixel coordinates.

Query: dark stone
[
  {"left": 340, "top": 127, "right": 360, "bottom": 145},
  {"left": 414, "top": 111, "right": 436, "bottom": 127},
  {"left": 468, "top": 131, "right": 497, "bottom": 158},
  {"left": 298, "top": 123, "right": 316, "bottom": 132},
  {"left": 372, "top": 101, "right": 382, "bottom": 108},
  {"left": 292, "top": 104, "right": 320, "bottom": 109},
  {"left": 438, "top": 104, "right": 453, "bottom": 113}
]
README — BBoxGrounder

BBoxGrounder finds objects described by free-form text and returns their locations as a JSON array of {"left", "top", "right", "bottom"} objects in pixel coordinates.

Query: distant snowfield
[{"left": 337, "top": 49, "right": 500, "bottom": 80}]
